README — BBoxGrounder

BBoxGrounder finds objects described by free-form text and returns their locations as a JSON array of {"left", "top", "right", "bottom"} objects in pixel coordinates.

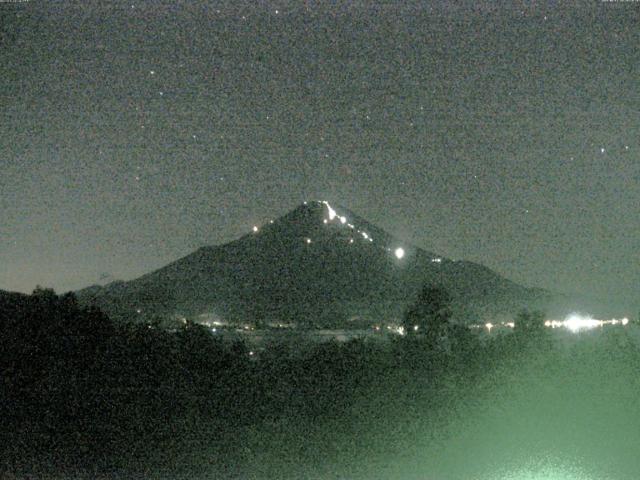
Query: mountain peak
[{"left": 246, "top": 200, "right": 398, "bottom": 254}]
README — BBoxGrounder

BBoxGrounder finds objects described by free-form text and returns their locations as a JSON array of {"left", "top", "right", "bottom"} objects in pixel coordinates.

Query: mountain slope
[{"left": 77, "top": 201, "right": 553, "bottom": 326}]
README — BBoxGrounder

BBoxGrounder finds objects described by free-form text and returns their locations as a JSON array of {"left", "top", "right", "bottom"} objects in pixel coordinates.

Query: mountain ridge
[{"left": 77, "top": 200, "right": 554, "bottom": 326}]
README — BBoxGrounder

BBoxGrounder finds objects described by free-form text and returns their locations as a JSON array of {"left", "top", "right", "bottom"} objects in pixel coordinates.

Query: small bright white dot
[
  {"left": 275, "top": 9, "right": 279, "bottom": 14},
  {"left": 149, "top": 70, "right": 155, "bottom": 75},
  {"left": 249, "top": 351, "right": 254, "bottom": 356},
  {"left": 270, "top": 220, "right": 274, "bottom": 224},
  {"left": 349, "top": 238, "right": 354, "bottom": 244},
  {"left": 159, "top": 91, "right": 164, "bottom": 96},
  {"left": 323, "top": 219, "right": 328, "bottom": 224},
  {"left": 394, "top": 247, "right": 405, "bottom": 259},
  {"left": 600, "top": 147, "right": 605, "bottom": 153},
  {"left": 253, "top": 226, "right": 259, "bottom": 233},
  {"left": 413, "top": 325, "right": 419, "bottom": 331},
  {"left": 305, "top": 238, "right": 312, "bottom": 244},
  {"left": 625, "top": 145, "right": 629, "bottom": 150},
  {"left": 339, "top": 216, "right": 346, "bottom": 224},
  {"left": 136, "top": 309, "right": 142, "bottom": 314}
]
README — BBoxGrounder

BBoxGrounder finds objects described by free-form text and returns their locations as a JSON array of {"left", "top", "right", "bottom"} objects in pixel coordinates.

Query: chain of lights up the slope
[
  {"left": 319, "top": 200, "right": 442, "bottom": 262},
  {"left": 252, "top": 200, "right": 443, "bottom": 264}
]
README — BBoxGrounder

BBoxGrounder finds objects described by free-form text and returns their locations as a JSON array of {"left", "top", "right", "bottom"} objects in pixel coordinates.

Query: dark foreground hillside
[{"left": 2, "top": 289, "right": 640, "bottom": 479}]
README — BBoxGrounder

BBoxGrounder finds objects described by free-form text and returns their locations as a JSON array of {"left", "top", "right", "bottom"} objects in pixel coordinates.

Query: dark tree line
[{"left": 0, "top": 286, "right": 549, "bottom": 479}]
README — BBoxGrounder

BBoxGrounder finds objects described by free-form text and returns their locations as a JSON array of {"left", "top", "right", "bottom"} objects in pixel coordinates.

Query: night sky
[{"left": 1, "top": 1, "right": 638, "bottom": 309}]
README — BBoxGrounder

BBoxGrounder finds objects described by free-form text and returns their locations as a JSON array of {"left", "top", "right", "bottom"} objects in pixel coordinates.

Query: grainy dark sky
[{"left": 1, "top": 1, "right": 638, "bottom": 309}]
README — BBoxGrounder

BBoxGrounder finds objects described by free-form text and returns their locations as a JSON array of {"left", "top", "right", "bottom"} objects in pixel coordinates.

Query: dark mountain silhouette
[{"left": 77, "top": 201, "right": 553, "bottom": 326}]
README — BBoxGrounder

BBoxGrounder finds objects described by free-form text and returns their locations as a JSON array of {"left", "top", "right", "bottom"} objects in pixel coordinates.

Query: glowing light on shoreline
[
  {"left": 563, "top": 314, "right": 601, "bottom": 332},
  {"left": 475, "top": 314, "right": 629, "bottom": 333}
]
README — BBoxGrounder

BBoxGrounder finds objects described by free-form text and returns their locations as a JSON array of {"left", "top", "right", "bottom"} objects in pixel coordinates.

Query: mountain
[{"left": 77, "top": 201, "right": 553, "bottom": 326}]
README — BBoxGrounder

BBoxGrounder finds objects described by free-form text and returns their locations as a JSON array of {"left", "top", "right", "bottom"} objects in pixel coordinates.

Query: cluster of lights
[
  {"left": 545, "top": 314, "right": 629, "bottom": 332},
  {"left": 321, "top": 201, "right": 374, "bottom": 243},
  {"left": 473, "top": 314, "right": 630, "bottom": 334},
  {"left": 480, "top": 322, "right": 515, "bottom": 332}
]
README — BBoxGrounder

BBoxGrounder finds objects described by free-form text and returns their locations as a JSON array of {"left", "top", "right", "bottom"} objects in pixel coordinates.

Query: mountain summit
[{"left": 78, "top": 200, "right": 551, "bottom": 326}]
